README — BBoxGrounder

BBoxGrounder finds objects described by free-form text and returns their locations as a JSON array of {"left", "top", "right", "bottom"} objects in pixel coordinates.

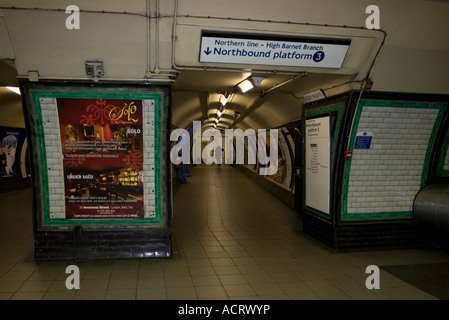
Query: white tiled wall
[
  {"left": 40, "top": 97, "right": 65, "bottom": 219},
  {"left": 346, "top": 106, "right": 439, "bottom": 215},
  {"left": 40, "top": 98, "right": 157, "bottom": 220},
  {"left": 142, "top": 99, "right": 156, "bottom": 218}
]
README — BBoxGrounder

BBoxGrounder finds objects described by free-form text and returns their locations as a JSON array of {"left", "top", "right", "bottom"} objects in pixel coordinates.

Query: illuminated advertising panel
[{"left": 57, "top": 98, "right": 144, "bottom": 219}]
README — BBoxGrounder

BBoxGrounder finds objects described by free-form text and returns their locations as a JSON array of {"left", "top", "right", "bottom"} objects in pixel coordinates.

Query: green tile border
[
  {"left": 26, "top": 86, "right": 166, "bottom": 229},
  {"left": 341, "top": 100, "right": 446, "bottom": 222}
]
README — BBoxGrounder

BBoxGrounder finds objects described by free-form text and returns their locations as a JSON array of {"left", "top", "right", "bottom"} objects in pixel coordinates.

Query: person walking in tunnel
[
  {"left": 175, "top": 136, "right": 188, "bottom": 184},
  {"left": 215, "top": 146, "right": 222, "bottom": 165}
]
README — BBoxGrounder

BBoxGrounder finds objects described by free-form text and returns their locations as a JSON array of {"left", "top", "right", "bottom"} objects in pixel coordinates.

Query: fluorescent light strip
[
  {"left": 6, "top": 87, "right": 21, "bottom": 95},
  {"left": 237, "top": 80, "right": 253, "bottom": 93}
]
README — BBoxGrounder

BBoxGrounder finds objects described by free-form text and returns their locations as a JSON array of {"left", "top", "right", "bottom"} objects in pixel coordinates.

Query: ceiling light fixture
[
  {"left": 236, "top": 76, "right": 265, "bottom": 93},
  {"left": 217, "top": 110, "right": 222, "bottom": 117},
  {"left": 6, "top": 86, "right": 21, "bottom": 95},
  {"left": 220, "top": 94, "right": 228, "bottom": 106},
  {"left": 237, "top": 79, "right": 253, "bottom": 93}
]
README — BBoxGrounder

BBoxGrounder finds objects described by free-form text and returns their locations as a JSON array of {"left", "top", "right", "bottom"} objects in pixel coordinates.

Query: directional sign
[{"left": 199, "top": 32, "right": 351, "bottom": 69}]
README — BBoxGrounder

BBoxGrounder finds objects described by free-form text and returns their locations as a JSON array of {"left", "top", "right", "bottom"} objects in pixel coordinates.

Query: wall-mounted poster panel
[
  {"left": 0, "top": 126, "right": 28, "bottom": 180},
  {"left": 266, "top": 130, "right": 293, "bottom": 189},
  {"left": 22, "top": 84, "right": 170, "bottom": 230},
  {"left": 305, "top": 116, "right": 331, "bottom": 214},
  {"left": 303, "top": 102, "right": 343, "bottom": 219},
  {"left": 57, "top": 98, "right": 145, "bottom": 220}
]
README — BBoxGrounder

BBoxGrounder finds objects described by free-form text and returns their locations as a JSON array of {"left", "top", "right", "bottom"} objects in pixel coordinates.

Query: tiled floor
[{"left": 1, "top": 165, "right": 449, "bottom": 300}]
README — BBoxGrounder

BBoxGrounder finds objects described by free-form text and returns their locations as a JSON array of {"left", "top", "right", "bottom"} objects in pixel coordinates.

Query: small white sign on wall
[{"left": 305, "top": 116, "right": 331, "bottom": 214}]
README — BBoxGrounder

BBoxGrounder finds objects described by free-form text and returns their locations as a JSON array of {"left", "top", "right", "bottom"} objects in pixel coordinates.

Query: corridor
[{"left": 1, "top": 165, "right": 449, "bottom": 300}]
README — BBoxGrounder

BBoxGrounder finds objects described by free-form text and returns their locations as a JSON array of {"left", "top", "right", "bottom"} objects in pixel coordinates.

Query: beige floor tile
[
  {"left": 136, "top": 287, "right": 167, "bottom": 300},
  {"left": 223, "top": 284, "right": 256, "bottom": 297},
  {"left": 0, "top": 292, "right": 13, "bottom": 299},
  {"left": 11, "top": 291, "right": 45, "bottom": 300},
  {"left": 137, "top": 276, "right": 165, "bottom": 288},
  {"left": 17, "top": 280, "right": 53, "bottom": 292},
  {"left": 186, "top": 258, "right": 212, "bottom": 268},
  {"left": 105, "top": 288, "right": 136, "bottom": 300},
  {"left": 210, "top": 257, "right": 236, "bottom": 267},
  {"left": 192, "top": 275, "right": 221, "bottom": 286},
  {"left": 251, "top": 282, "right": 284, "bottom": 296},
  {"left": 79, "top": 278, "right": 109, "bottom": 290},
  {"left": 108, "top": 278, "right": 137, "bottom": 290},
  {"left": 218, "top": 274, "right": 249, "bottom": 285},
  {"left": 213, "top": 265, "right": 241, "bottom": 275},
  {"left": 0, "top": 271, "right": 32, "bottom": 281},
  {"left": 189, "top": 266, "right": 217, "bottom": 276},
  {"left": 74, "top": 289, "right": 106, "bottom": 300},
  {"left": 195, "top": 285, "right": 228, "bottom": 299},
  {"left": 165, "top": 276, "right": 194, "bottom": 287},
  {"left": 42, "top": 290, "right": 76, "bottom": 300},
  {"left": 268, "top": 271, "right": 299, "bottom": 283},
  {"left": 166, "top": 286, "right": 197, "bottom": 300},
  {"left": 0, "top": 281, "right": 24, "bottom": 293}
]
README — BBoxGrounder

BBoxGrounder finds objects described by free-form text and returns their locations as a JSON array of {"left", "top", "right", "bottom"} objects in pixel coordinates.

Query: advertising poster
[
  {"left": 0, "top": 127, "right": 25, "bottom": 180},
  {"left": 57, "top": 98, "right": 145, "bottom": 219},
  {"left": 267, "top": 130, "right": 293, "bottom": 188},
  {"left": 305, "top": 116, "right": 330, "bottom": 214}
]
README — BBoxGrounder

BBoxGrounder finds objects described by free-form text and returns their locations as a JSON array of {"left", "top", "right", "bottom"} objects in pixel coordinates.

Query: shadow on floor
[{"left": 381, "top": 263, "right": 449, "bottom": 300}]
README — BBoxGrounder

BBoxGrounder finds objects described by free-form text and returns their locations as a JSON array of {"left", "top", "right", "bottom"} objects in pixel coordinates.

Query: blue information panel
[{"left": 354, "top": 132, "right": 372, "bottom": 149}]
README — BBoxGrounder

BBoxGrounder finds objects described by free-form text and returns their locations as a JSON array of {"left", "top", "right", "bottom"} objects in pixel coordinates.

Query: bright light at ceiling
[
  {"left": 237, "top": 79, "right": 254, "bottom": 93},
  {"left": 6, "top": 87, "right": 21, "bottom": 95},
  {"left": 220, "top": 95, "right": 228, "bottom": 106},
  {"left": 217, "top": 110, "right": 222, "bottom": 117},
  {"left": 236, "top": 76, "right": 265, "bottom": 93}
]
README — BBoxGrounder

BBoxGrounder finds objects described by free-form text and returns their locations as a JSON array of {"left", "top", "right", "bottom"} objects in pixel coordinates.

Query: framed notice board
[{"left": 303, "top": 101, "right": 344, "bottom": 221}]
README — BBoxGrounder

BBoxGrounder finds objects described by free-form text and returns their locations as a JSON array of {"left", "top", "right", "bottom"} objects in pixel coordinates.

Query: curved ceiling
[
  {"left": 172, "top": 70, "right": 353, "bottom": 131},
  {"left": 1, "top": 0, "right": 448, "bottom": 133}
]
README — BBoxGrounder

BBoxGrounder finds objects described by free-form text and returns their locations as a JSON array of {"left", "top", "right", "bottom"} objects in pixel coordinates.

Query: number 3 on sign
[{"left": 313, "top": 51, "right": 325, "bottom": 63}]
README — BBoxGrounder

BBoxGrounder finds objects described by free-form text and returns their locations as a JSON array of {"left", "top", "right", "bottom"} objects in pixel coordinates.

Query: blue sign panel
[
  {"left": 199, "top": 31, "right": 351, "bottom": 69},
  {"left": 354, "top": 132, "right": 372, "bottom": 149}
]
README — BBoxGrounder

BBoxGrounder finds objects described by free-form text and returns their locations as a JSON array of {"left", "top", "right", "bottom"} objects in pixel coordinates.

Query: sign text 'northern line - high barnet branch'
[{"left": 199, "top": 32, "right": 351, "bottom": 69}]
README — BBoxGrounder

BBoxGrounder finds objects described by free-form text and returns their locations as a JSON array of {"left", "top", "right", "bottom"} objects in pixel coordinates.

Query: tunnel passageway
[{"left": 1, "top": 166, "right": 449, "bottom": 300}]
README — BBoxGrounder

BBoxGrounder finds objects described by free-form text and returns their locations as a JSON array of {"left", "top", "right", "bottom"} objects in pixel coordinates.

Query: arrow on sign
[{"left": 203, "top": 47, "right": 212, "bottom": 55}]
